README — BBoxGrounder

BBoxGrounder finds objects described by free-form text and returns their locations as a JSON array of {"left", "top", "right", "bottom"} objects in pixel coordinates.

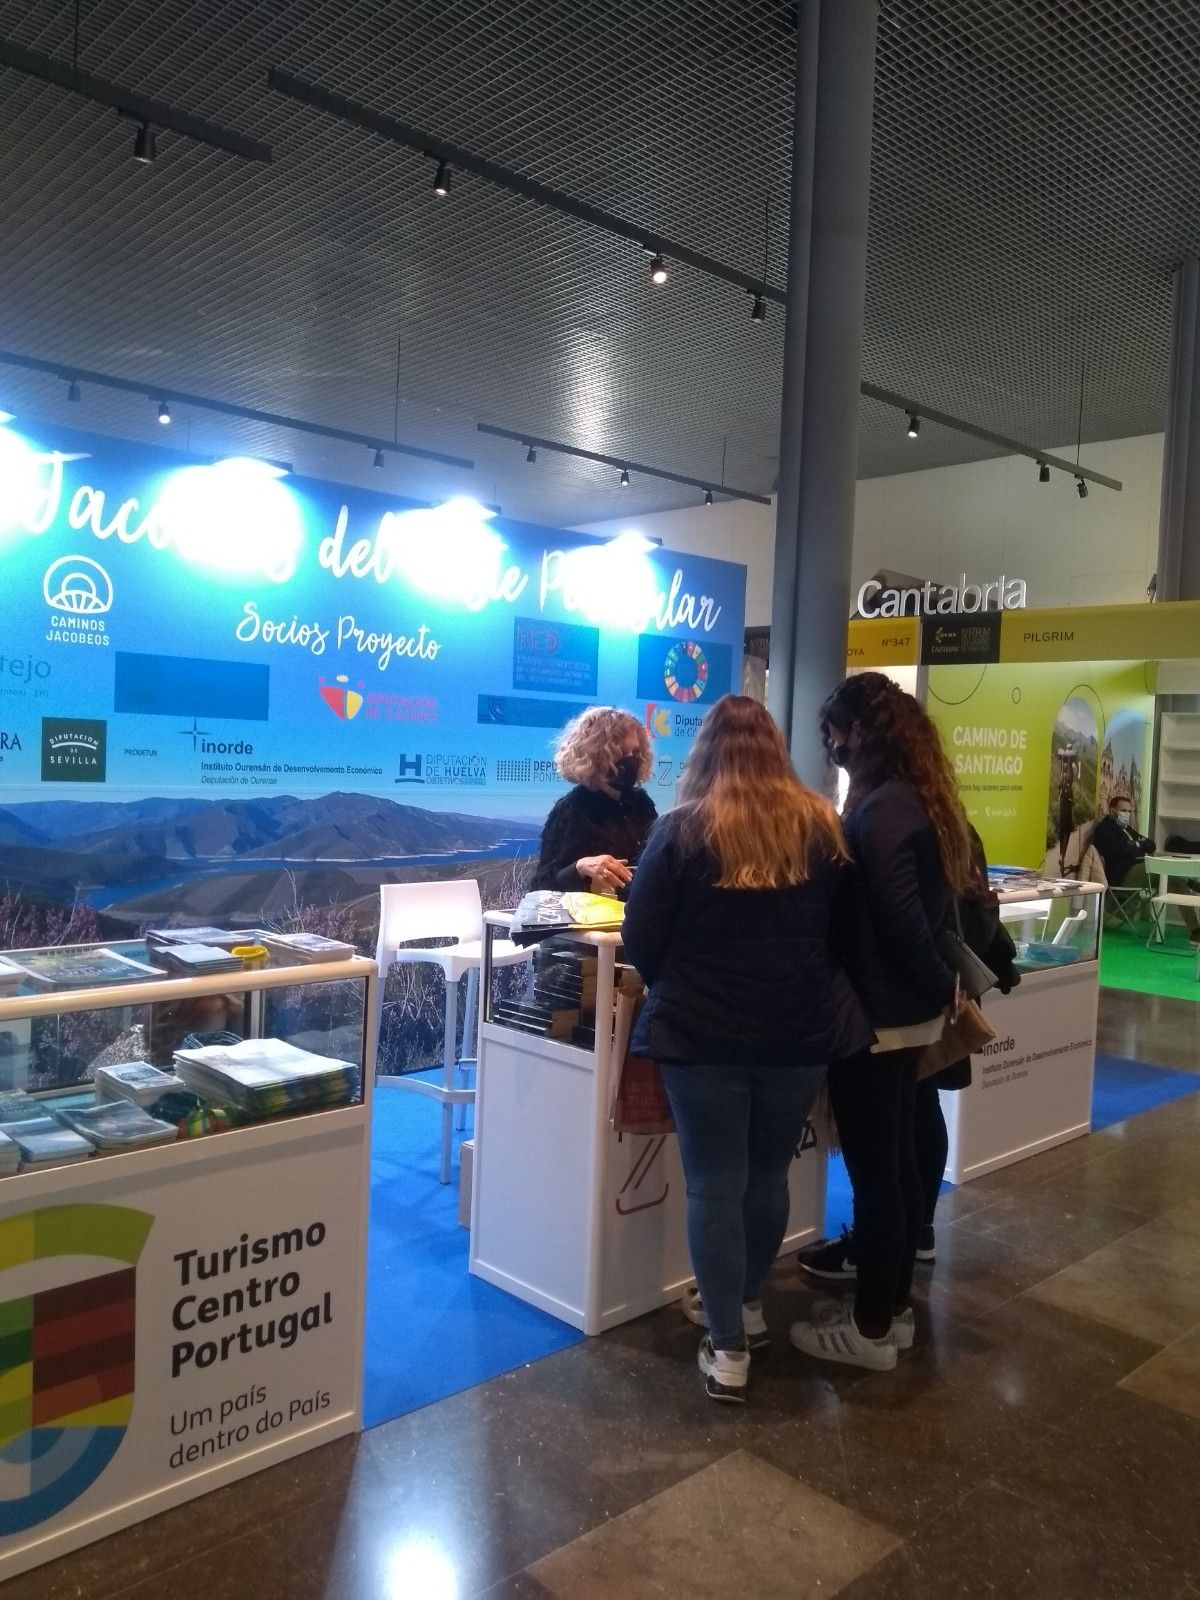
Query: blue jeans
[{"left": 659, "top": 1061, "right": 827, "bottom": 1351}]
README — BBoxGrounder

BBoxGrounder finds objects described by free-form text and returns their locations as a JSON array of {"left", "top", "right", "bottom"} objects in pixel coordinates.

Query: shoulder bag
[{"left": 935, "top": 900, "right": 998, "bottom": 1000}]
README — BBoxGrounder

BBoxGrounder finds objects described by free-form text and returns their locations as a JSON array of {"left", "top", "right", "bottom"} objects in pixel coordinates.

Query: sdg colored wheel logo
[
  {"left": 662, "top": 640, "right": 709, "bottom": 704},
  {"left": 0, "top": 1204, "right": 151, "bottom": 1534}
]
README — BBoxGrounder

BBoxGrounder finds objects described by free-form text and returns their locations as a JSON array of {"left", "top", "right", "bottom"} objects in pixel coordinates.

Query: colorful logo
[
  {"left": 42, "top": 557, "right": 113, "bottom": 616},
  {"left": 662, "top": 640, "right": 709, "bottom": 704},
  {"left": 318, "top": 675, "right": 364, "bottom": 720},
  {"left": 0, "top": 1203, "right": 151, "bottom": 1534},
  {"left": 644, "top": 704, "right": 671, "bottom": 739}
]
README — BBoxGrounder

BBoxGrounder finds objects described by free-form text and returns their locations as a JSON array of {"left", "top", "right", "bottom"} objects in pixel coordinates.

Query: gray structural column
[
  {"left": 768, "top": 0, "right": 879, "bottom": 788},
  {"left": 1156, "top": 256, "right": 1200, "bottom": 603}
]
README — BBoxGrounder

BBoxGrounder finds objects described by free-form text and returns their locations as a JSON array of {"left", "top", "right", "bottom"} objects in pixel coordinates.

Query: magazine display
[
  {"left": 173, "top": 1037, "right": 358, "bottom": 1117},
  {"left": 13, "top": 948, "right": 167, "bottom": 989},
  {"left": 0, "top": 1116, "right": 93, "bottom": 1169},
  {"left": 54, "top": 1101, "right": 177, "bottom": 1151}
]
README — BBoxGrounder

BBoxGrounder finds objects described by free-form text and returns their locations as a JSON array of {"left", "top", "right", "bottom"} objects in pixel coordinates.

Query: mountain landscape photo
[{"left": 0, "top": 792, "right": 542, "bottom": 935}]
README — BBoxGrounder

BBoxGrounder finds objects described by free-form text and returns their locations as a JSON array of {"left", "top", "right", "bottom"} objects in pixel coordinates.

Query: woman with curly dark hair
[{"left": 790, "top": 672, "right": 972, "bottom": 1372}]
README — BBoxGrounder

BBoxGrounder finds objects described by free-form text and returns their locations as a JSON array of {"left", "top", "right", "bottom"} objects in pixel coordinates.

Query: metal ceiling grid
[{"left": 0, "top": 0, "right": 1198, "bottom": 530}]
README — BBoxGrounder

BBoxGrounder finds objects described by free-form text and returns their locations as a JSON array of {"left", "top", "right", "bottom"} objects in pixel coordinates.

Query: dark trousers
[
  {"left": 914, "top": 1076, "right": 949, "bottom": 1227},
  {"left": 828, "top": 1046, "right": 922, "bottom": 1338},
  {"left": 660, "top": 1061, "right": 826, "bottom": 1350}
]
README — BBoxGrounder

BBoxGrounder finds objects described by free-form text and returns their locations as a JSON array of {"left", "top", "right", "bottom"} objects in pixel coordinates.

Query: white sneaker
[
  {"left": 680, "top": 1286, "right": 769, "bottom": 1351},
  {"left": 789, "top": 1307, "right": 897, "bottom": 1371},
  {"left": 891, "top": 1308, "right": 915, "bottom": 1351},
  {"left": 697, "top": 1336, "right": 750, "bottom": 1403}
]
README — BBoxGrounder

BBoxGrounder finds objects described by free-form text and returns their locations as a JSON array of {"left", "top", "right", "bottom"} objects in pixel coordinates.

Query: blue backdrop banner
[{"left": 0, "top": 414, "right": 746, "bottom": 935}]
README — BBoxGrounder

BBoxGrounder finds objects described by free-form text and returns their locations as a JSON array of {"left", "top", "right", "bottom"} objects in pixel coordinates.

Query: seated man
[
  {"left": 1091, "top": 795, "right": 1153, "bottom": 888},
  {"left": 1094, "top": 796, "right": 1200, "bottom": 942}
]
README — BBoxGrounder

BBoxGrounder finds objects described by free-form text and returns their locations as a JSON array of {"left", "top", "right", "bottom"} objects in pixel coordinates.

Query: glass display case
[
  {"left": 989, "top": 872, "right": 1104, "bottom": 973},
  {"left": 0, "top": 934, "right": 374, "bottom": 1173},
  {"left": 0, "top": 935, "right": 376, "bottom": 1578}
]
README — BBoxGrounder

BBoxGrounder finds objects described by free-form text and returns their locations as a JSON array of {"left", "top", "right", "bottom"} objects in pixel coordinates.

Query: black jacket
[
  {"left": 1090, "top": 814, "right": 1152, "bottom": 887},
  {"left": 533, "top": 785, "right": 658, "bottom": 891},
  {"left": 842, "top": 779, "right": 956, "bottom": 1029},
  {"left": 622, "top": 812, "right": 873, "bottom": 1067}
]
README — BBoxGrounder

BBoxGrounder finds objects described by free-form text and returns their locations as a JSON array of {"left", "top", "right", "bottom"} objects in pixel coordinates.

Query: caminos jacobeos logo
[
  {"left": 40, "top": 718, "right": 107, "bottom": 782},
  {"left": 318, "top": 675, "right": 364, "bottom": 721},
  {"left": 0, "top": 1203, "right": 151, "bottom": 1534},
  {"left": 42, "top": 556, "right": 113, "bottom": 648}
]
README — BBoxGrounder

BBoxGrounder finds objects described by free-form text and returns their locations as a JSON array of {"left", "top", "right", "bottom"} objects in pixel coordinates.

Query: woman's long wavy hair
[
  {"left": 819, "top": 672, "right": 973, "bottom": 895},
  {"left": 677, "top": 695, "right": 847, "bottom": 889},
  {"left": 554, "top": 706, "right": 651, "bottom": 788}
]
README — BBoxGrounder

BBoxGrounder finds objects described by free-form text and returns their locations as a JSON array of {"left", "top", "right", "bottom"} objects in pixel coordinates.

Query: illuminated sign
[{"left": 857, "top": 575, "right": 1028, "bottom": 618}]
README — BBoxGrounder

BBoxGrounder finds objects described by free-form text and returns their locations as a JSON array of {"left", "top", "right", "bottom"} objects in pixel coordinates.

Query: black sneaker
[
  {"left": 797, "top": 1227, "right": 857, "bottom": 1281},
  {"left": 916, "top": 1225, "right": 935, "bottom": 1264}
]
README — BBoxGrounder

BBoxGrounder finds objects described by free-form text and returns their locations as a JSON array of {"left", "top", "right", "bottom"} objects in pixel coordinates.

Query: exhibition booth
[
  {"left": 1, "top": 405, "right": 1199, "bottom": 1576},
  {"left": 0, "top": 412, "right": 747, "bottom": 1577}
]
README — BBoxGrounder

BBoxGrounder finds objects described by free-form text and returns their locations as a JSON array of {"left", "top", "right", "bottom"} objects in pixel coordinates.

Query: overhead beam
[
  {"left": 0, "top": 38, "right": 272, "bottom": 163},
  {"left": 271, "top": 68, "right": 1122, "bottom": 493},
  {"left": 268, "top": 67, "right": 774, "bottom": 301},
  {"left": 0, "top": 349, "right": 474, "bottom": 470},
  {"left": 861, "top": 381, "right": 1123, "bottom": 490},
  {"left": 476, "top": 422, "right": 772, "bottom": 505}
]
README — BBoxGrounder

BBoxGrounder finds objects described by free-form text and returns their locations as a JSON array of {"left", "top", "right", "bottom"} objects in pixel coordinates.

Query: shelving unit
[{"left": 1156, "top": 712, "right": 1200, "bottom": 841}]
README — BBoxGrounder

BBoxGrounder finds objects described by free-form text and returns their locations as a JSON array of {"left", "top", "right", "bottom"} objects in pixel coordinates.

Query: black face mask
[
  {"left": 828, "top": 743, "right": 853, "bottom": 769},
  {"left": 611, "top": 755, "right": 641, "bottom": 792}
]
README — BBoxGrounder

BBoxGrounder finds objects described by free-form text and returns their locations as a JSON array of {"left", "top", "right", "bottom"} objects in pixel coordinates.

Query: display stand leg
[
  {"left": 440, "top": 973, "right": 458, "bottom": 1184},
  {"left": 456, "top": 968, "right": 479, "bottom": 1133}
]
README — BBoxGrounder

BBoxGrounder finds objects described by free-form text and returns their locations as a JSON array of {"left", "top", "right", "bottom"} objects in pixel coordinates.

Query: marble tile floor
[{"left": 7, "top": 987, "right": 1199, "bottom": 1600}]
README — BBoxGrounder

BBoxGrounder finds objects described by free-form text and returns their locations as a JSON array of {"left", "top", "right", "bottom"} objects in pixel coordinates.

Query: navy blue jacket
[
  {"left": 841, "top": 779, "right": 956, "bottom": 1028},
  {"left": 622, "top": 812, "right": 872, "bottom": 1067}
]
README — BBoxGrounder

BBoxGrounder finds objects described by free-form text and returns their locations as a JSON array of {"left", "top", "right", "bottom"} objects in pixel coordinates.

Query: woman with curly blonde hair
[
  {"left": 533, "top": 707, "right": 656, "bottom": 895},
  {"left": 791, "top": 672, "right": 972, "bottom": 1374}
]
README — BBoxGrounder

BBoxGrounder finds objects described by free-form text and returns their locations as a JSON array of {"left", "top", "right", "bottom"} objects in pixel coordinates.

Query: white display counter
[
  {"left": 469, "top": 916, "right": 826, "bottom": 1334},
  {"left": 941, "top": 879, "right": 1103, "bottom": 1183},
  {"left": 0, "top": 946, "right": 376, "bottom": 1582}
]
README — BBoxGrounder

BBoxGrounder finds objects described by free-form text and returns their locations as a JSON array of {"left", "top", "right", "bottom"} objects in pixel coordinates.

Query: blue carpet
[
  {"left": 365, "top": 1051, "right": 1200, "bottom": 1429},
  {"left": 822, "top": 1053, "right": 1200, "bottom": 1236},
  {"left": 1090, "top": 1052, "right": 1200, "bottom": 1133},
  {"left": 364, "top": 1086, "right": 583, "bottom": 1429}
]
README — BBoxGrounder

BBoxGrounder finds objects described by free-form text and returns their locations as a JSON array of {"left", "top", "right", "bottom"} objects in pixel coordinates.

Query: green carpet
[{"left": 1100, "top": 924, "right": 1199, "bottom": 1002}]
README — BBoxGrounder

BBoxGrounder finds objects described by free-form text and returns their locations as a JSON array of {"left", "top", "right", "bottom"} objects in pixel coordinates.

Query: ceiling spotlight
[
  {"left": 433, "top": 160, "right": 451, "bottom": 197},
  {"left": 648, "top": 254, "right": 668, "bottom": 286},
  {"left": 1076, "top": 476, "right": 1088, "bottom": 499},
  {"left": 66, "top": 380, "right": 81, "bottom": 403},
  {"left": 1038, "top": 461, "right": 1050, "bottom": 484},
  {"left": 156, "top": 399, "right": 171, "bottom": 425},
  {"left": 750, "top": 293, "right": 767, "bottom": 325},
  {"left": 704, "top": 489, "right": 714, "bottom": 506},
  {"left": 906, "top": 413, "right": 920, "bottom": 439},
  {"left": 133, "top": 123, "right": 157, "bottom": 164},
  {"left": 373, "top": 448, "right": 385, "bottom": 469},
  {"left": 619, "top": 468, "right": 630, "bottom": 488},
  {"left": 526, "top": 446, "right": 537, "bottom": 464}
]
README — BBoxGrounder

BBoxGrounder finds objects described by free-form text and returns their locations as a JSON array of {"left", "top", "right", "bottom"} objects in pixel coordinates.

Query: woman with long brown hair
[
  {"left": 622, "top": 695, "right": 870, "bottom": 1403},
  {"left": 790, "top": 672, "right": 972, "bottom": 1371}
]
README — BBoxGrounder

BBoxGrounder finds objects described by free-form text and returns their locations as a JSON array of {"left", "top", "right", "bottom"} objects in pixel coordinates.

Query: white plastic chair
[{"left": 375, "top": 880, "right": 531, "bottom": 1183}]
